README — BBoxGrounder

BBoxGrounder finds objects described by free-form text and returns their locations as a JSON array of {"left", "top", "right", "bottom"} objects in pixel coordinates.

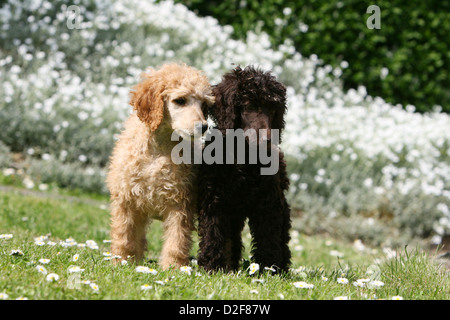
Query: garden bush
[
  {"left": 178, "top": 0, "right": 450, "bottom": 113},
  {"left": 0, "top": 0, "right": 449, "bottom": 247}
]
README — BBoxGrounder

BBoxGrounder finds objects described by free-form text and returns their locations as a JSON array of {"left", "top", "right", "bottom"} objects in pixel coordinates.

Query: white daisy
[
  {"left": 36, "top": 265, "right": 48, "bottom": 275},
  {"left": 46, "top": 273, "right": 60, "bottom": 282},
  {"left": 136, "top": 266, "right": 158, "bottom": 275},
  {"left": 140, "top": 284, "right": 153, "bottom": 291},
  {"left": 89, "top": 283, "right": 99, "bottom": 292},
  {"left": 293, "top": 281, "right": 314, "bottom": 289},
  {"left": 337, "top": 277, "right": 349, "bottom": 284},
  {"left": 68, "top": 266, "right": 84, "bottom": 273},
  {"left": 180, "top": 266, "right": 192, "bottom": 275},
  {"left": 10, "top": 249, "right": 23, "bottom": 256},
  {"left": 264, "top": 266, "right": 277, "bottom": 273},
  {"left": 248, "top": 263, "right": 260, "bottom": 275},
  {"left": 368, "top": 280, "right": 384, "bottom": 288}
]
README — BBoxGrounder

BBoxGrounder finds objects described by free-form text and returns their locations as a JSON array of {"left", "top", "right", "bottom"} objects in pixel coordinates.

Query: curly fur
[
  {"left": 197, "top": 66, "right": 291, "bottom": 273},
  {"left": 107, "top": 63, "right": 213, "bottom": 269}
]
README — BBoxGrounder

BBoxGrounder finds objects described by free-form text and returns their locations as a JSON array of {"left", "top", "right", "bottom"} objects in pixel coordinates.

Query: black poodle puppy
[{"left": 197, "top": 65, "right": 291, "bottom": 273}]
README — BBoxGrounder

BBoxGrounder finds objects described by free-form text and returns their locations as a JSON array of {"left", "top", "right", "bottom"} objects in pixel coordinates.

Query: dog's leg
[
  {"left": 160, "top": 210, "right": 193, "bottom": 270},
  {"left": 197, "top": 208, "right": 230, "bottom": 272},
  {"left": 110, "top": 201, "right": 150, "bottom": 263},
  {"left": 248, "top": 209, "right": 291, "bottom": 273},
  {"left": 225, "top": 216, "right": 246, "bottom": 271},
  {"left": 248, "top": 198, "right": 288, "bottom": 272}
]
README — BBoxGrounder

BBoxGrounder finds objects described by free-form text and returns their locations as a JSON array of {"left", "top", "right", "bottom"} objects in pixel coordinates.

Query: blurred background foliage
[{"left": 177, "top": 0, "right": 450, "bottom": 113}]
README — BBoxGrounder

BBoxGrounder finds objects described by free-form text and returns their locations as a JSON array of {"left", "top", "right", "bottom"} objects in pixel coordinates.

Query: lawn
[{"left": 0, "top": 186, "right": 448, "bottom": 301}]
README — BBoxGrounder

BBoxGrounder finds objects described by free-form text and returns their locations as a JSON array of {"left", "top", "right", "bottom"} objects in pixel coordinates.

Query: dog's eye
[{"left": 173, "top": 97, "right": 187, "bottom": 106}]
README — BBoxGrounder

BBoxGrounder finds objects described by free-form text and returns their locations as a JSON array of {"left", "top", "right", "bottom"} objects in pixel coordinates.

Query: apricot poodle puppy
[{"left": 107, "top": 63, "right": 213, "bottom": 269}]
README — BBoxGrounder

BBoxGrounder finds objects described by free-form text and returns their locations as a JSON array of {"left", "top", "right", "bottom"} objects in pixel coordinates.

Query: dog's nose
[{"left": 201, "top": 123, "right": 208, "bottom": 134}]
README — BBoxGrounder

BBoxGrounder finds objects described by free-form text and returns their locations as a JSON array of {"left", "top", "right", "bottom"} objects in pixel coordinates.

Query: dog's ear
[
  {"left": 130, "top": 75, "right": 165, "bottom": 131},
  {"left": 271, "top": 83, "right": 287, "bottom": 133},
  {"left": 211, "top": 73, "right": 241, "bottom": 131}
]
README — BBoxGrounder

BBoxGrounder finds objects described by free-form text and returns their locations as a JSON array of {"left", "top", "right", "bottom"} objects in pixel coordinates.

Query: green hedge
[{"left": 179, "top": 0, "right": 450, "bottom": 113}]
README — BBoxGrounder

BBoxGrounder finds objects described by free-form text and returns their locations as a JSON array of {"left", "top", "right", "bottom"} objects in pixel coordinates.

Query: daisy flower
[
  {"left": 321, "top": 276, "right": 329, "bottom": 281},
  {"left": 180, "top": 266, "right": 192, "bottom": 275},
  {"left": 250, "top": 290, "right": 259, "bottom": 294},
  {"left": 103, "top": 251, "right": 112, "bottom": 257},
  {"left": 337, "top": 278, "right": 349, "bottom": 284},
  {"left": 34, "top": 235, "right": 49, "bottom": 242},
  {"left": 34, "top": 240, "right": 46, "bottom": 246},
  {"left": 0, "top": 234, "right": 13, "bottom": 240},
  {"left": 39, "top": 258, "right": 50, "bottom": 264},
  {"left": 252, "top": 279, "right": 264, "bottom": 284},
  {"left": 264, "top": 266, "right": 276, "bottom": 273},
  {"left": 89, "top": 283, "right": 99, "bottom": 292},
  {"left": 140, "top": 284, "right": 153, "bottom": 291},
  {"left": 154, "top": 281, "right": 165, "bottom": 286},
  {"left": 10, "top": 249, "right": 23, "bottom": 256},
  {"left": 391, "top": 296, "right": 404, "bottom": 300},
  {"left": 36, "top": 265, "right": 48, "bottom": 275},
  {"left": 329, "top": 250, "right": 344, "bottom": 258},
  {"left": 293, "top": 281, "right": 314, "bottom": 289},
  {"left": 121, "top": 260, "right": 128, "bottom": 266},
  {"left": 136, "top": 266, "right": 158, "bottom": 275},
  {"left": 353, "top": 280, "right": 366, "bottom": 288},
  {"left": 61, "top": 237, "right": 77, "bottom": 247},
  {"left": 368, "top": 280, "right": 384, "bottom": 288},
  {"left": 248, "top": 263, "right": 259, "bottom": 275},
  {"left": 0, "top": 293, "right": 9, "bottom": 300},
  {"left": 68, "top": 266, "right": 84, "bottom": 273},
  {"left": 16, "top": 296, "right": 28, "bottom": 300},
  {"left": 46, "top": 273, "right": 60, "bottom": 282},
  {"left": 86, "top": 240, "right": 99, "bottom": 249},
  {"left": 72, "top": 254, "right": 80, "bottom": 262}
]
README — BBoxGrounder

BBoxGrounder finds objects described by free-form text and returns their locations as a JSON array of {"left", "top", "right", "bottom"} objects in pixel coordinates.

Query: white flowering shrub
[{"left": 0, "top": 0, "right": 449, "bottom": 246}]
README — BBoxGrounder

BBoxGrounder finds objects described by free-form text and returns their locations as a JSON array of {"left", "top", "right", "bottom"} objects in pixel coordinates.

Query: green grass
[{"left": 0, "top": 187, "right": 449, "bottom": 300}]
